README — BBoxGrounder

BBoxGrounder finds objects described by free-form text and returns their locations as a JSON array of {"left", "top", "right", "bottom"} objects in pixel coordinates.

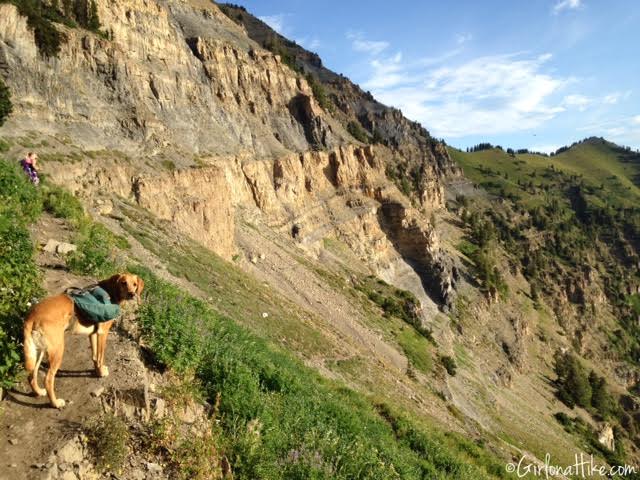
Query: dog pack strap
[
  {"left": 88, "top": 286, "right": 111, "bottom": 304},
  {"left": 65, "top": 283, "right": 100, "bottom": 297}
]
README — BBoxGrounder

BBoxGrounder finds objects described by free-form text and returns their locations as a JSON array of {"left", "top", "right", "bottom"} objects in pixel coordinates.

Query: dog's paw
[
  {"left": 34, "top": 387, "right": 46, "bottom": 397},
  {"left": 53, "top": 398, "right": 66, "bottom": 409},
  {"left": 98, "top": 365, "right": 110, "bottom": 378}
]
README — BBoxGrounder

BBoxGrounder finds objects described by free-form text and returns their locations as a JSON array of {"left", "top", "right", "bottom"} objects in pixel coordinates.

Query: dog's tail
[{"left": 23, "top": 320, "right": 37, "bottom": 373}]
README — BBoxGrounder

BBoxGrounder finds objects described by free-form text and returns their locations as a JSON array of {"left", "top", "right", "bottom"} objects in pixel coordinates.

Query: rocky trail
[{"left": 0, "top": 215, "right": 153, "bottom": 480}]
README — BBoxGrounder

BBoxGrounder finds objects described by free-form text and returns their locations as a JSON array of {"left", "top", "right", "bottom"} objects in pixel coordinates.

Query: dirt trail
[{"left": 0, "top": 215, "right": 145, "bottom": 480}]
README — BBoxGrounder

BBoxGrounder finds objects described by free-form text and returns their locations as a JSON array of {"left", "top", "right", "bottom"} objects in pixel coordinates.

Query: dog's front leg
[
  {"left": 96, "top": 321, "right": 114, "bottom": 378},
  {"left": 97, "top": 335, "right": 110, "bottom": 377},
  {"left": 90, "top": 333, "right": 98, "bottom": 368}
]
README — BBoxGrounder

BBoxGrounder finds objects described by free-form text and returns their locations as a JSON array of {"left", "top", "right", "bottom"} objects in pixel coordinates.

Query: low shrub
[
  {"left": 86, "top": 412, "right": 129, "bottom": 473},
  {"left": 305, "top": 73, "right": 333, "bottom": 112},
  {"left": 347, "top": 120, "right": 369, "bottom": 144},
  {"left": 0, "top": 0, "right": 104, "bottom": 57},
  {"left": 440, "top": 355, "right": 458, "bottom": 376},
  {"left": 554, "top": 351, "right": 591, "bottom": 409},
  {"left": 355, "top": 276, "right": 433, "bottom": 340}
]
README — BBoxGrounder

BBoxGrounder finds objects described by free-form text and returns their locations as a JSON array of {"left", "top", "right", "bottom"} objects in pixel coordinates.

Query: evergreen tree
[
  {"left": 554, "top": 352, "right": 592, "bottom": 409},
  {"left": 589, "top": 372, "right": 616, "bottom": 419}
]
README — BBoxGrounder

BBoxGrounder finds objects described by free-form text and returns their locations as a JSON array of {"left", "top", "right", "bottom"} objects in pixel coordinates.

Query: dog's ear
[{"left": 135, "top": 276, "right": 145, "bottom": 304}]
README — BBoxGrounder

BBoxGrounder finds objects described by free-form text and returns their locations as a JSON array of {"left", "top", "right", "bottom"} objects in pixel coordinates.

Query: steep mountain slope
[{"left": 1, "top": 0, "right": 640, "bottom": 477}]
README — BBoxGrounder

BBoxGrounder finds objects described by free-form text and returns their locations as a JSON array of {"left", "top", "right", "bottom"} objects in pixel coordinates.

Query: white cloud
[
  {"left": 563, "top": 94, "right": 591, "bottom": 111},
  {"left": 603, "top": 91, "right": 632, "bottom": 104},
  {"left": 633, "top": 115, "right": 640, "bottom": 125},
  {"left": 259, "top": 14, "right": 287, "bottom": 34},
  {"left": 365, "top": 52, "right": 572, "bottom": 137},
  {"left": 553, "top": 0, "right": 582, "bottom": 14},
  {"left": 365, "top": 52, "right": 405, "bottom": 89},
  {"left": 347, "top": 32, "right": 389, "bottom": 56},
  {"left": 456, "top": 33, "right": 472, "bottom": 45}
]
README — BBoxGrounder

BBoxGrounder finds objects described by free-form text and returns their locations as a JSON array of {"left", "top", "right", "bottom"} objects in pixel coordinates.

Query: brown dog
[{"left": 23, "top": 273, "right": 144, "bottom": 408}]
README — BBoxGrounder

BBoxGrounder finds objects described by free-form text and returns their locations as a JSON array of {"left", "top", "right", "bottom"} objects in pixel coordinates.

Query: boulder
[
  {"left": 56, "top": 243, "right": 77, "bottom": 255},
  {"left": 43, "top": 239, "right": 60, "bottom": 253},
  {"left": 56, "top": 438, "right": 84, "bottom": 465}
]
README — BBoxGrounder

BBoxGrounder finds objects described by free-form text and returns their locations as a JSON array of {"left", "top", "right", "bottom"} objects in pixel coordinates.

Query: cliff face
[
  {"left": 218, "top": 4, "right": 462, "bottom": 204},
  {"left": 0, "top": 0, "right": 456, "bottom": 306}
]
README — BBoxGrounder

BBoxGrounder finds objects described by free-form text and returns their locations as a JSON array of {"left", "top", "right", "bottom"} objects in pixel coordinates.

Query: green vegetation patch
[
  {"left": 397, "top": 327, "right": 433, "bottom": 374},
  {"left": 354, "top": 275, "right": 432, "bottom": 340},
  {"left": 42, "top": 183, "right": 85, "bottom": 225},
  {"left": 86, "top": 411, "right": 130, "bottom": 473},
  {"left": 0, "top": 160, "right": 42, "bottom": 389}
]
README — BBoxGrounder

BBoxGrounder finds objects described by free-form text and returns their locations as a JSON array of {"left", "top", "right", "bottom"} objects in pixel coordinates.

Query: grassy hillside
[
  {"left": 450, "top": 138, "right": 640, "bottom": 208},
  {"left": 133, "top": 267, "right": 512, "bottom": 479},
  {"left": 448, "top": 138, "right": 640, "bottom": 466}
]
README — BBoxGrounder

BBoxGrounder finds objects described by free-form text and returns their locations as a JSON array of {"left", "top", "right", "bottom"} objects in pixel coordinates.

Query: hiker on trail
[{"left": 20, "top": 151, "right": 40, "bottom": 185}]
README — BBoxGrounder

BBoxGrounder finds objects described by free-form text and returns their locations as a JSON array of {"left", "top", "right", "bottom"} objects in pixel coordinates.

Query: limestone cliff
[{"left": 0, "top": 0, "right": 456, "bottom": 308}]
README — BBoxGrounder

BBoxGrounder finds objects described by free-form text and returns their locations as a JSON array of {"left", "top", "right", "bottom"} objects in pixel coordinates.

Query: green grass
[
  {"left": 290, "top": 253, "right": 438, "bottom": 377},
  {"left": 0, "top": 159, "right": 43, "bottom": 389},
  {"left": 456, "top": 239, "right": 478, "bottom": 259},
  {"left": 396, "top": 328, "right": 433, "bottom": 374},
  {"left": 0, "top": 138, "right": 10, "bottom": 153},
  {"left": 42, "top": 183, "right": 85, "bottom": 225},
  {"left": 40, "top": 182, "right": 130, "bottom": 277},
  {"left": 130, "top": 265, "right": 513, "bottom": 479},
  {"left": 627, "top": 294, "right": 640, "bottom": 316},
  {"left": 451, "top": 138, "right": 640, "bottom": 465}
]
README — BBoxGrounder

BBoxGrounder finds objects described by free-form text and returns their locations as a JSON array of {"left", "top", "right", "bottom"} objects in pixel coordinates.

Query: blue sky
[{"left": 232, "top": 0, "right": 639, "bottom": 152}]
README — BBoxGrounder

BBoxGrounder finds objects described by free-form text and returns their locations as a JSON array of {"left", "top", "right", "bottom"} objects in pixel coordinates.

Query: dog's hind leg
[
  {"left": 30, "top": 350, "right": 46, "bottom": 397},
  {"left": 24, "top": 325, "right": 46, "bottom": 396},
  {"left": 45, "top": 338, "right": 66, "bottom": 409}
]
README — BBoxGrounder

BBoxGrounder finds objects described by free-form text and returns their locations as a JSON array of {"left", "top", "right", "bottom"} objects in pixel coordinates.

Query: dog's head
[{"left": 103, "top": 273, "right": 145, "bottom": 303}]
